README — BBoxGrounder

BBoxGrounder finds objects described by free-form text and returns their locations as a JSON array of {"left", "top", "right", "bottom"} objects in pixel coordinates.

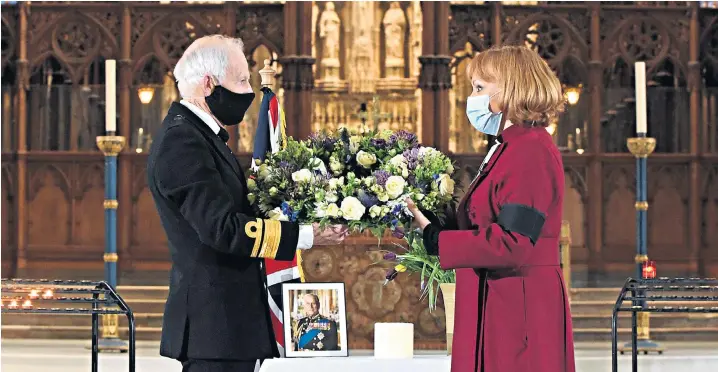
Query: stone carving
[
  {"left": 350, "top": 1, "right": 374, "bottom": 92},
  {"left": 319, "top": 1, "right": 341, "bottom": 80},
  {"left": 383, "top": 2, "right": 406, "bottom": 78}
]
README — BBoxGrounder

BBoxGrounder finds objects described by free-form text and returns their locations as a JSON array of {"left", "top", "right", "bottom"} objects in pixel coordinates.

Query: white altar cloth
[{"left": 259, "top": 355, "right": 450, "bottom": 372}]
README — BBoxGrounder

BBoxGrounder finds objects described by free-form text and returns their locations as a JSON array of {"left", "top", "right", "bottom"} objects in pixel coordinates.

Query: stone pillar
[
  {"left": 418, "top": 1, "right": 451, "bottom": 152},
  {"left": 281, "top": 1, "right": 315, "bottom": 140}
]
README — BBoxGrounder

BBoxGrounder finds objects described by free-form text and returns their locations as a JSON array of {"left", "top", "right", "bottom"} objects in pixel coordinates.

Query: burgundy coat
[{"left": 437, "top": 125, "right": 575, "bottom": 372}]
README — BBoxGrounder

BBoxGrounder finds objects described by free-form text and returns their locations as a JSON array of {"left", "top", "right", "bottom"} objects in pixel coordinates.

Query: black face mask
[{"left": 205, "top": 85, "right": 255, "bottom": 126}]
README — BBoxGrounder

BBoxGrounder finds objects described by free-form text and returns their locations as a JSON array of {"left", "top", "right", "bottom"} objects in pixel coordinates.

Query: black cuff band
[
  {"left": 423, "top": 224, "right": 441, "bottom": 256},
  {"left": 497, "top": 203, "right": 546, "bottom": 245}
]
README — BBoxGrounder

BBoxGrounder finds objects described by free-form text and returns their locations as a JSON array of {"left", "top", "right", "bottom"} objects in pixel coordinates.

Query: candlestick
[
  {"left": 635, "top": 61, "right": 647, "bottom": 134},
  {"left": 374, "top": 323, "right": 414, "bottom": 359},
  {"left": 105, "top": 59, "right": 117, "bottom": 132}
]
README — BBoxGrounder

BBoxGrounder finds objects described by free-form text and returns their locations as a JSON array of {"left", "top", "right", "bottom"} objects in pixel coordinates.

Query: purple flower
[
  {"left": 403, "top": 148, "right": 421, "bottom": 170},
  {"left": 357, "top": 190, "right": 380, "bottom": 208},
  {"left": 371, "top": 138, "right": 387, "bottom": 149},
  {"left": 392, "top": 228, "right": 405, "bottom": 239},
  {"left": 389, "top": 130, "right": 419, "bottom": 147},
  {"left": 383, "top": 252, "right": 397, "bottom": 261},
  {"left": 309, "top": 133, "right": 338, "bottom": 153},
  {"left": 373, "top": 170, "right": 390, "bottom": 186}
]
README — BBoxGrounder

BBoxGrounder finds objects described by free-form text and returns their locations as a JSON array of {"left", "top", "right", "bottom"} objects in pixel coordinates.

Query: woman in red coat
[{"left": 407, "top": 45, "right": 575, "bottom": 372}]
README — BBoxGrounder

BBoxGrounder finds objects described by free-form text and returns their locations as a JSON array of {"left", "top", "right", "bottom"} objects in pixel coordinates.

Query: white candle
[
  {"left": 635, "top": 61, "right": 647, "bottom": 134},
  {"left": 374, "top": 323, "right": 414, "bottom": 359},
  {"left": 105, "top": 59, "right": 117, "bottom": 133}
]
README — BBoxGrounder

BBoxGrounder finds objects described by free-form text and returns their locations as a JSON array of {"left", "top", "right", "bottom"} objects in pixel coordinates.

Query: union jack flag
[{"left": 252, "top": 86, "right": 304, "bottom": 357}]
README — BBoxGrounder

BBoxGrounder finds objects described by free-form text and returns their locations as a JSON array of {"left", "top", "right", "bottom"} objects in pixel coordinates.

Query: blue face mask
[{"left": 466, "top": 93, "right": 503, "bottom": 136}]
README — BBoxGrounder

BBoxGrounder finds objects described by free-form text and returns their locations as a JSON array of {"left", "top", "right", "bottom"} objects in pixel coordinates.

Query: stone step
[
  {"left": 572, "top": 313, "right": 718, "bottom": 329},
  {"left": 569, "top": 300, "right": 718, "bottom": 314},
  {"left": 1, "top": 313, "right": 165, "bottom": 328},
  {"left": 2, "top": 324, "right": 716, "bottom": 343}
]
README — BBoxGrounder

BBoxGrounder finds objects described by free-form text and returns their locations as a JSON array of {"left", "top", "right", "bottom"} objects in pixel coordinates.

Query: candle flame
[
  {"left": 29, "top": 289, "right": 40, "bottom": 299},
  {"left": 42, "top": 289, "right": 54, "bottom": 299},
  {"left": 22, "top": 300, "right": 33, "bottom": 308}
]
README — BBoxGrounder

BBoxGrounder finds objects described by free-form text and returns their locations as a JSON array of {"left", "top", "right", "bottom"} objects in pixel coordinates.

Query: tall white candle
[
  {"left": 374, "top": 323, "right": 414, "bottom": 359},
  {"left": 635, "top": 61, "right": 647, "bottom": 134},
  {"left": 105, "top": 59, "right": 117, "bottom": 133}
]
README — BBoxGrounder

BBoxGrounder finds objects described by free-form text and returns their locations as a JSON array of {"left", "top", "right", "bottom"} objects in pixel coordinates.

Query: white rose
[
  {"left": 292, "top": 169, "right": 313, "bottom": 183},
  {"left": 389, "top": 154, "right": 407, "bottom": 167},
  {"left": 326, "top": 203, "right": 341, "bottom": 218},
  {"left": 268, "top": 207, "right": 289, "bottom": 221},
  {"left": 438, "top": 174, "right": 455, "bottom": 196},
  {"left": 309, "top": 158, "right": 327, "bottom": 174},
  {"left": 385, "top": 176, "right": 407, "bottom": 199},
  {"left": 356, "top": 151, "right": 377, "bottom": 168},
  {"left": 341, "top": 196, "right": 366, "bottom": 221}
]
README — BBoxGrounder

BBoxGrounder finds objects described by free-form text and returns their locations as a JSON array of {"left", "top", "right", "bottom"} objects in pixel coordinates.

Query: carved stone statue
[
  {"left": 319, "top": 1, "right": 341, "bottom": 80},
  {"left": 383, "top": 2, "right": 406, "bottom": 78}
]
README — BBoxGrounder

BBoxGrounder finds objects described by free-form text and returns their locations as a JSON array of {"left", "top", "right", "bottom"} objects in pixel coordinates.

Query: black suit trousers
[{"left": 181, "top": 359, "right": 261, "bottom": 372}]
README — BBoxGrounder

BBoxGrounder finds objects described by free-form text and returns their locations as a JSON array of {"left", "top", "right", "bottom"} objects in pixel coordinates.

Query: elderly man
[
  {"left": 147, "top": 35, "right": 347, "bottom": 372},
  {"left": 292, "top": 293, "right": 339, "bottom": 352}
]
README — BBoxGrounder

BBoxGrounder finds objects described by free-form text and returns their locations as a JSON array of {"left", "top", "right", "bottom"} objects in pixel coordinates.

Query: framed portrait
[{"left": 282, "top": 282, "right": 349, "bottom": 358}]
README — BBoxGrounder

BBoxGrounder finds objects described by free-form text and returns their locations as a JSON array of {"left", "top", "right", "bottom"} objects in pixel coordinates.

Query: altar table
[{"left": 259, "top": 355, "right": 450, "bottom": 372}]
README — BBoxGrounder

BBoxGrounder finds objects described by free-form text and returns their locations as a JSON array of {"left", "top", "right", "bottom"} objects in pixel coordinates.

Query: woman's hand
[{"left": 405, "top": 198, "right": 431, "bottom": 230}]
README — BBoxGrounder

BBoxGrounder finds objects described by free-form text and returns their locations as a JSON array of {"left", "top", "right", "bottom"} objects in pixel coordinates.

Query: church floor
[{"left": 1, "top": 339, "right": 717, "bottom": 372}]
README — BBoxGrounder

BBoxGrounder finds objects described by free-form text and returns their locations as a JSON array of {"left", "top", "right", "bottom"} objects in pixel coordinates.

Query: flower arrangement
[{"left": 247, "top": 127, "right": 457, "bottom": 310}]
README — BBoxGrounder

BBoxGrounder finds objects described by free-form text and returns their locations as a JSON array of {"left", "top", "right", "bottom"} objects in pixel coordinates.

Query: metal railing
[
  {"left": 611, "top": 277, "right": 718, "bottom": 372},
  {"left": 1, "top": 279, "right": 136, "bottom": 372}
]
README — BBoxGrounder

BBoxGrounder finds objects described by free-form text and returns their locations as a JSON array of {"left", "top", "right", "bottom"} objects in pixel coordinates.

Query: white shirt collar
[{"left": 180, "top": 100, "right": 222, "bottom": 135}]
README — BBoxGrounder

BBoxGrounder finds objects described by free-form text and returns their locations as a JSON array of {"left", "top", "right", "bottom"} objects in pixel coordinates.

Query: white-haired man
[{"left": 147, "top": 35, "right": 347, "bottom": 372}]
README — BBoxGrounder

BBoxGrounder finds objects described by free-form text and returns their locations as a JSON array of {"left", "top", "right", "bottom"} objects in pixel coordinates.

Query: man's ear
[{"left": 203, "top": 75, "right": 216, "bottom": 96}]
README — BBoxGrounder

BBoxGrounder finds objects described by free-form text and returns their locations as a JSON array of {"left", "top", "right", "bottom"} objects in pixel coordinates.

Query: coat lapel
[{"left": 169, "top": 103, "right": 243, "bottom": 181}]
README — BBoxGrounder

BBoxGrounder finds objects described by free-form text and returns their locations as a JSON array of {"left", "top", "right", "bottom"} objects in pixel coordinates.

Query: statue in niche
[
  {"left": 319, "top": 1, "right": 341, "bottom": 80},
  {"left": 349, "top": 0, "right": 374, "bottom": 93},
  {"left": 383, "top": 1, "right": 406, "bottom": 78}
]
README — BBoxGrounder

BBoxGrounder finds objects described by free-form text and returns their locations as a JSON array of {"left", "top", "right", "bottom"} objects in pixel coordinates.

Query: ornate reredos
[{"left": 311, "top": 1, "right": 423, "bottom": 137}]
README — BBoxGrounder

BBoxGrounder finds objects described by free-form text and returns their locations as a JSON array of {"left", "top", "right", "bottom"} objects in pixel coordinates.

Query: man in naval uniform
[
  {"left": 293, "top": 293, "right": 339, "bottom": 351},
  {"left": 147, "top": 35, "right": 348, "bottom": 372}
]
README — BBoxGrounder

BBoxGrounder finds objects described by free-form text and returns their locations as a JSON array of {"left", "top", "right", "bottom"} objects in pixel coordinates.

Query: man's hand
[
  {"left": 312, "top": 223, "right": 349, "bottom": 246},
  {"left": 405, "top": 198, "right": 431, "bottom": 231}
]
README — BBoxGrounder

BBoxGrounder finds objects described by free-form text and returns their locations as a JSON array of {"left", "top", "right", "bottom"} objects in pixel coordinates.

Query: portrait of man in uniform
[{"left": 282, "top": 283, "right": 348, "bottom": 357}]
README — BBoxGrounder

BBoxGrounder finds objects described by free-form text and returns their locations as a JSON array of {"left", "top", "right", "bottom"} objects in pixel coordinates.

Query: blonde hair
[{"left": 466, "top": 45, "right": 565, "bottom": 126}]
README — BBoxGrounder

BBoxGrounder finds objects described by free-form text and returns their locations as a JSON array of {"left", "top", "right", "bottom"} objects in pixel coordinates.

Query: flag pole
[{"left": 258, "top": 59, "right": 305, "bottom": 283}]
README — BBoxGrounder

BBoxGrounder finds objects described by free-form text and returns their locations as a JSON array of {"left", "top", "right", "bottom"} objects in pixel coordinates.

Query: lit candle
[
  {"left": 374, "top": 323, "right": 414, "bottom": 359},
  {"left": 29, "top": 289, "right": 39, "bottom": 299},
  {"left": 635, "top": 61, "right": 647, "bottom": 134},
  {"left": 22, "top": 300, "right": 33, "bottom": 309},
  {"left": 105, "top": 59, "right": 117, "bottom": 133},
  {"left": 9, "top": 300, "right": 19, "bottom": 309},
  {"left": 42, "top": 289, "right": 54, "bottom": 299},
  {"left": 642, "top": 261, "right": 657, "bottom": 279}
]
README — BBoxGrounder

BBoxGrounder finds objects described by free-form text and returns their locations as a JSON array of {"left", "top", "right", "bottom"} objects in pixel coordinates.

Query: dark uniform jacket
[
  {"left": 293, "top": 314, "right": 339, "bottom": 351},
  {"left": 147, "top": 103, "right": 299, "bottom": 362}
]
